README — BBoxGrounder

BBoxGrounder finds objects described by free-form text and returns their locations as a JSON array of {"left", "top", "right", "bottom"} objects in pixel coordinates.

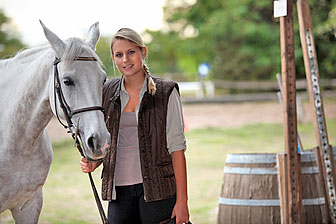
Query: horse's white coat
[{"left": 0, "top": 22, "right": 110, "bottom": 223}]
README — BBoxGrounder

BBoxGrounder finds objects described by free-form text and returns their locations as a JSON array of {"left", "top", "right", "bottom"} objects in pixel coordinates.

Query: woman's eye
[
  {"left": 63, "top": 78, "right": 74, "bottom": 86},
  {"left": 129, "top": 50, "right": 135, "bottom": 55},
  {"left": 115, "top": 53, "right": 122, "bottom": 57}
]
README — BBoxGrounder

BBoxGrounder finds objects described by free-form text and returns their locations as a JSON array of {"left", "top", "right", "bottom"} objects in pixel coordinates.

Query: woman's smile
[{"left": 123, "top": 64, "right": 134, "bottom": 70}]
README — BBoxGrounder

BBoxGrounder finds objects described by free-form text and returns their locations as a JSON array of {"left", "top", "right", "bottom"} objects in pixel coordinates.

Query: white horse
[{"left": 0, "top": 21, "right": 110, "bottom": 223}]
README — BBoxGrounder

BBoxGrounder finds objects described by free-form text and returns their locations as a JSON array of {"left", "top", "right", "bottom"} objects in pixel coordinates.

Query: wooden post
[
  {"left": 297, "top": 0, "right": 336, "bottom": 222},
  {"left": 276, "top": 73, "right": 304, "bottom": 152},
  {"left": 279, "top": 0, "right": 303, "bottom": 223},
  {"left": 277, "top": 153, "right": 289, "bottom": 224}
]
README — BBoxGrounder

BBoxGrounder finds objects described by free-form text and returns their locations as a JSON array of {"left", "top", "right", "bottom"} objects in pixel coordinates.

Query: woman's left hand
[{"left": 171, "top": 200, "right": 189, "bottom": 224}]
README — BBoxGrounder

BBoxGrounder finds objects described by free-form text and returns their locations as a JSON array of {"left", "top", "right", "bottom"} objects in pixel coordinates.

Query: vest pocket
[{"left": 158, "top": 163, "right": 174, "bottom": 178}]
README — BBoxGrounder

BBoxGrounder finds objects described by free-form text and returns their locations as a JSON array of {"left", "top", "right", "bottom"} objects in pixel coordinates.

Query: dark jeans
[{"left": 108, "top": 183, "right": 176, "bottom": 224}]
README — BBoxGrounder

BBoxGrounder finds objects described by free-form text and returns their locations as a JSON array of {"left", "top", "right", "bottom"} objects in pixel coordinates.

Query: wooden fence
[{"left": 179, "top": 79, "right": 336, "bottom": 104}]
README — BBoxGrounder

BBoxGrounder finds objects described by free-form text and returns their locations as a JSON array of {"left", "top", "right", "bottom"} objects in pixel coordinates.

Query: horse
[{"left": 0, "top": 21, "right": 111, "bottom": 223}]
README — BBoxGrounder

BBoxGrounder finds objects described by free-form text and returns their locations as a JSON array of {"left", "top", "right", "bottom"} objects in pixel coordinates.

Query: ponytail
[{"left": 144, "top": 64, "right": 156, "bottom": 95}]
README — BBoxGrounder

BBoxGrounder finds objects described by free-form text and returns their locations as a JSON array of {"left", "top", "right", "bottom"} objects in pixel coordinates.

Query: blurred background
[{"left": 0, "top": 0, "right": 336, "bottom": 223}]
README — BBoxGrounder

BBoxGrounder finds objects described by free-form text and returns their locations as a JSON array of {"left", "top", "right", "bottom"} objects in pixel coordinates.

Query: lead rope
[
  {"left": 53, "top": 58, "right": 110, "bottom": 224},
  {"left": 73, "top": 134, "right": 109, "bottom": 224}
]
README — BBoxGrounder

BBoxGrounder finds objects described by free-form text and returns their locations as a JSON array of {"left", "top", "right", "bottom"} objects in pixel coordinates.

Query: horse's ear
[
  {"left": 39, "top": 20, "right": 65, "bottom": 58},
  {"left": 85, "top": 22, "right": 100, "bottom": 51}
]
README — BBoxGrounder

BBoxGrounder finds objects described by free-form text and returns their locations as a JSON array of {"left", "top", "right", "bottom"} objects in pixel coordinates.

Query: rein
[{"left": 53, "top": 57, "right": 109, "bottom": 224}]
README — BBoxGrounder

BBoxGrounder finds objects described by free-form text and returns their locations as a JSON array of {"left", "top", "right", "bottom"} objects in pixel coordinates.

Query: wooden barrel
[{"left": 217, "top": 151, "right": 330, "bottom": 224}]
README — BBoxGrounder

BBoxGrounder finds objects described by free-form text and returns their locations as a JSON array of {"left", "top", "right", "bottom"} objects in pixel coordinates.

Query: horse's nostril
[{"left": 87, "top": 136, "right": 96, "bottom": 150}]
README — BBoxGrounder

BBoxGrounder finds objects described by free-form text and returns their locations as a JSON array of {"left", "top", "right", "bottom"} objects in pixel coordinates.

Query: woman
[{"left": 80, "top": 28, "right": 189, "bottom": 224}]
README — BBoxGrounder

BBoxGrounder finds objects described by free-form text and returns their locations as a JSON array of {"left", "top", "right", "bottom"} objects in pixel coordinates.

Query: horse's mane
[
  {"left": 0, "top": 38, "right": 102, "bottom": 68},
  {"left": 0, "top": 46, "right": 50, "bottom": 67},
  {"left": 13, "top": 46, "right": 50, "bottom": 60}
]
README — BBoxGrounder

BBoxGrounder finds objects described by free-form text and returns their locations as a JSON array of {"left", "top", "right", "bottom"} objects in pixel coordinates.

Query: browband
[{"left": 74, "top": 57, "right": 97, "bottom": 61}]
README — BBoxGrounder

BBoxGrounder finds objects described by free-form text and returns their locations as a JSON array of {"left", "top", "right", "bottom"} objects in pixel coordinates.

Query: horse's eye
[
  {"left": 63, "top": 78, "right": 74, "bottom": 86},
  {"left": 103, "top": 77, "right": 107, "bottom": 84}
]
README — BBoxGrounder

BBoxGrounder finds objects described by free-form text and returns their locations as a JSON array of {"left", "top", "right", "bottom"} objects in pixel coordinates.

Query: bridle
[
  {"left": 53, "top": 56, "right": 106, "bottom": 159},
  {"left": 53, "top": 57, "right": 104, "bottom": 133},
  {"left": 53, "top": 57, "right": 109, "bottom": 224}
]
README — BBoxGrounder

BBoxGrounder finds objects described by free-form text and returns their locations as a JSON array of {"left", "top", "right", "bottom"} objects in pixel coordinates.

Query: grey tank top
[{"left": 114, "top": 112, "right": 143, "bottom": 186}]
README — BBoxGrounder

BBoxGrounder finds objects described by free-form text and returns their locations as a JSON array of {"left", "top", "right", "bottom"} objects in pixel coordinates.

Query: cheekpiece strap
[{"left": 54, "top": 57, "right": 61, "bottom": 65}]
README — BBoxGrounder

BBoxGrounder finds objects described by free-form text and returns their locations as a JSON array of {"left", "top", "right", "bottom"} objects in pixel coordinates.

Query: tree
[
  {"left": 144, "top": 0, "right": 219, "bottom": 80},
  {"left": 144, "top": 0, "right": 336, "bottom": 80},
  {"left": 95, "top": 36, "right": 116, "bottom": 78},
  {"left": 209, "top": 0, "right": 281, "bottom": 80},
  {"left": 0, "top": 9, "right": 26, "bottom": 58},
  {"left": 312, "top": 1, "right": 336, "bottom": 79},
  {"left": 162, "top": 0, "right": 281, "bottom": 80}
]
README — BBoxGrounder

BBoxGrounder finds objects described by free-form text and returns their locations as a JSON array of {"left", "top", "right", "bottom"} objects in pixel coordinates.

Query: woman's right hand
[{"left": 80, "top": 157, "right": 99, "bottom": 173}]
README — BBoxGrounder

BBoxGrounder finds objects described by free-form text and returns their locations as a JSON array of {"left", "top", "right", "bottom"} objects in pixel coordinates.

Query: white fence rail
[{"left": 178, "top": 79, "right": 336, "bottom": 103}]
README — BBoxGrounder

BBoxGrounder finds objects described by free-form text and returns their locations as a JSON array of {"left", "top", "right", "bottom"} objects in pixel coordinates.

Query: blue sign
[{"left": 198, "top": 63, "right": 210, "bottom": 78}]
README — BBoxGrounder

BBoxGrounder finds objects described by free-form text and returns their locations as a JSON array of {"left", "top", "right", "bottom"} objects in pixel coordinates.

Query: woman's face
[{"left": 112, "top": 39, "right": 146, "bottom": 78}]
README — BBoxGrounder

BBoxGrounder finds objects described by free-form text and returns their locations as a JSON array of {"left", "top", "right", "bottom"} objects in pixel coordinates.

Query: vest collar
[{"left": 108, "top": 75, "right": 155, "bottom": 104}]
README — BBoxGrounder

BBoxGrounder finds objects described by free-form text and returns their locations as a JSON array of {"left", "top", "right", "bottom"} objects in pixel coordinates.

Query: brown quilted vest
[{"left": 101, "top": 76, "right": 179, "bottom": 202}]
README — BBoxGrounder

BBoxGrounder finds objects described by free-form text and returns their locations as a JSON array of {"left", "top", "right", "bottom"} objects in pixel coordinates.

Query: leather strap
[
  {"left": 53, "top": 57, "right": 110, "bottom": 224},
  {"left": 73, "top": 135, "right": 109, "bottom": 224},
  {"left": 70, "top": 106, "right": 104, "bottom": 117},
  {"left": 74, "top": 56, "right": 97, "bottom": 61}
]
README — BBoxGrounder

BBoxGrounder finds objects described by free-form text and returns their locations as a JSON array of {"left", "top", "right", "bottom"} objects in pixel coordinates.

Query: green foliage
[
  {"left": 143, "top": 30, "right": 180, "bottom": 74},
  {"left": 0, "top": 9, "right": 26, "bottom": 59},
  {"left": 95, "top": 36, "right": 118, "bottom": 78},
  {"left": 143, "top": 0, "right": 336, "bottom": 81},
  {"left": 215, "top": 1, "right": 281, "bottom": 80},
  {"left": 313, "top": 1, "right": 336, "bottom": 79}
]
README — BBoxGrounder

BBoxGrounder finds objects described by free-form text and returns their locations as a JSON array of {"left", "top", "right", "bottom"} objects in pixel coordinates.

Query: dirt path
[{"left": 47, "top": 101, "right": 336, "bottom": 141}]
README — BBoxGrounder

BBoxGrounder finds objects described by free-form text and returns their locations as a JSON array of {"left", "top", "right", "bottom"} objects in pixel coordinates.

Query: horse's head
[{"left": 40, "top": 21, "right": 110, "bottom": 161}]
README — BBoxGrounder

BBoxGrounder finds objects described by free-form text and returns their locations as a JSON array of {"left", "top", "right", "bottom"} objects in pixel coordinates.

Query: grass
[
  {"left": 186, "top": 118, "right": 336, "bottom": 223},
  {"left": 1, "top": 118, "right": 335, "bottom": 224}
]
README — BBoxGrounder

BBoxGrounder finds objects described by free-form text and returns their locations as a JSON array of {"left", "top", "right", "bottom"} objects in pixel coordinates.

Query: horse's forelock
[{"left": 63, "top": 38, "right": 102, "bottom": 66}]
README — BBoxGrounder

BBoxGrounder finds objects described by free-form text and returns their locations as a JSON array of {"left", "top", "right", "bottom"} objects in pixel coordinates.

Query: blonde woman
[{"left": 80, "top": 28, "right": 189, "bottom": 224}]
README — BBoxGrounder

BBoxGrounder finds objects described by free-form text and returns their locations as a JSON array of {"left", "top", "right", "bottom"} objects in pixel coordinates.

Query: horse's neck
[{"left": 1, "top": 49, "right": 54, "bottom": 147}]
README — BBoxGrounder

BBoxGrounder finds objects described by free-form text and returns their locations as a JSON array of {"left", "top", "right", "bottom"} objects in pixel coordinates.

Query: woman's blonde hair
[{"left": 111, "top": 28, "right": 156, "bottom": 95}]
